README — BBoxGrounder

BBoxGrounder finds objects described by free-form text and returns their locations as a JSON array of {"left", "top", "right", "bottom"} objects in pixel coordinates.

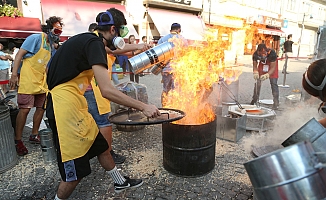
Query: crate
[{"left": 216, "top": 114, "right": 247, "bottom": 142}]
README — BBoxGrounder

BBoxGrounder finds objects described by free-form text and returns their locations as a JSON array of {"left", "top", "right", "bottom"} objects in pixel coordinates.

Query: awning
[
  {"left": 0, "top": 16, "right": 42, "bottom": 39},
  {"left": 258, "top": 28, "right": 286, "bottom": 37},
  {"left": 41, "top": 0, "right": 139, "bottom": 40},
  {"left": 147, "top": 8, "right": 206, "bottom": 41}
]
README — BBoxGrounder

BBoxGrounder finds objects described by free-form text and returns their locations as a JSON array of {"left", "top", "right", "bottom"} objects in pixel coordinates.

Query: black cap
[
  {"left": 171, "top": 23, "right": 181, "bottom": 30},
  {"left": 257, "top": 43, "right": 267, "bottom": 51}
]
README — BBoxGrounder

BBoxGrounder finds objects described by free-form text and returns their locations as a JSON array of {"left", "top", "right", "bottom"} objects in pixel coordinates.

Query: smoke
[{"left": 240, "top": 101, "right": 323, "bottom": 154}]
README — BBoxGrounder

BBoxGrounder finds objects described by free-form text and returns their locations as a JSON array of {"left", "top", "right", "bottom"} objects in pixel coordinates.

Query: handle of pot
[{"left": 313, "top": 152, "right": 326, "bottom": 168}]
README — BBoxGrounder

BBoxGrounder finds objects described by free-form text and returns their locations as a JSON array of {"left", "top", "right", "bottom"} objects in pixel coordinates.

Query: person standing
[
  {"left": 282, "top": 34, "right": 294, "bottom": 74},
  {"left": 250, "top": 43, "right": 279, "bottom": 110},
  {"left": 9, "top": 16, "right": 64, "bottom": 156},
  {"left": 0, "top": 43, "right": 13, "bottom": 94},
  {"left": 158, "top": 23, "right": 187, "bottom": 106},
  {"left": 45, "top": 9, "right": 160, "bottom": 199}
]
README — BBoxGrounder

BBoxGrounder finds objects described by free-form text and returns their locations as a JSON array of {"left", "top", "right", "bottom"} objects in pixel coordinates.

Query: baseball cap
[{"left": 171, "top": 23, "right": 181, "bottom": 30}]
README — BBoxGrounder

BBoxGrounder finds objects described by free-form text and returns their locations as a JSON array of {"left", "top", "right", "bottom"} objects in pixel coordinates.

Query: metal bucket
[
  {"left": 282, "top": 118, "right": 326, "bottom": 162},
  {"left": 39, "top": 128, "right": 56, "bottom": 163},
  {"left": 0, "top": 105, "right": 17, "bottom": 173},
  {"left": 162, "top": 118, "right": 216, "bottom": 177},
  {"left": 128, "top": 42, "right": 174, "bottom": 75},
  {"left": 244, "top": 141, "right": 326, "bottom": 200}
]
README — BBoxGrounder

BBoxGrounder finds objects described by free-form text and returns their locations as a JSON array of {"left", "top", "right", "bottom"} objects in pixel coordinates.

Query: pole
[
  {"left": 297, "top": 13, "right": 306, "bottom": 59},
  {"left": 208, "top": 0, "right": 211, "bottom": 25}
]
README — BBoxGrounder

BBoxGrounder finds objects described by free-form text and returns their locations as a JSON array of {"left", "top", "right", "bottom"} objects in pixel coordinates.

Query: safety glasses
[{"left": 119, "top": 26, "right": 129, "bottom": 38}]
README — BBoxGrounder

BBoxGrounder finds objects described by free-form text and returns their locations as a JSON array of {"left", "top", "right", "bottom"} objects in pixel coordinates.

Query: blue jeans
[
  {"left": 162, "top": 72, "right": 174, "bottom": 93},
  {"left": 84, "top": 90, "right": 111, "bottom": 128},
  {"left": 251, "top": 78, "right": 279, "bottom": 107}
]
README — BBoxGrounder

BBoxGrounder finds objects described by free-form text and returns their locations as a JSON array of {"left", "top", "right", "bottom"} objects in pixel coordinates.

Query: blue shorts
[
  {"left": 84, "top": 90, "right": 112, "bottom": 128},
  {"left": 162, "top": 72, "right": 174, "bottom": 93}
]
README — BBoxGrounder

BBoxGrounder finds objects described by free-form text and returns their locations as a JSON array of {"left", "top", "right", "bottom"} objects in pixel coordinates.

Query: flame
[{"left": 163, "top": 22, "right": 271, "bottom": 125}]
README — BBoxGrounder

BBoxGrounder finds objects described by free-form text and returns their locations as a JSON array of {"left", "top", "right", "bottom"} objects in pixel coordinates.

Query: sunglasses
[{"left": 53, "top": 28, "right": 62, "bottom": 35}]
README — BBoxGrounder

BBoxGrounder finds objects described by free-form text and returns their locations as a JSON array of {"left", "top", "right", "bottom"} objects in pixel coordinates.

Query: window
[{"left": 286, "top": 0, "right": 296, "bottom": 11}]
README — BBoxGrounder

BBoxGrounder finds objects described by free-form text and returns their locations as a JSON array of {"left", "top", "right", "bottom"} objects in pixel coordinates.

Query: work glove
[
  {"left": 260, "top": 73, "right": 270, "bottom": 81},
  {"left": 253, "top": 72, "right": 259, "bottom": 80}
]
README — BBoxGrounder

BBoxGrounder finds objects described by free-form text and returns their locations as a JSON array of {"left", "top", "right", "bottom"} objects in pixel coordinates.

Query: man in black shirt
[
  {"left": 47, "top": 8, "right": 160, "bottom": 199},
  {"left": 282, "top": 34, "right": 294, "bottom": 74}
]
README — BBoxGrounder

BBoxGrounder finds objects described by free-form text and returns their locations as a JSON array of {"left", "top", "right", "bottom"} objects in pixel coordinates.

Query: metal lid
[{"left": 109, "top": 108, "right": 185, "bottom": 125}]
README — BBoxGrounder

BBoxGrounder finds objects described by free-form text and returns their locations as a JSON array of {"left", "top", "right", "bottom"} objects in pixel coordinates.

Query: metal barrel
[
  {"left": 39, "top": 128, "right": 56, "bottom": 163},
  {"left": 0, "top": 105, "right": 17, "bottom": 173},
  {"left": 128, "top": 42, "right": 174, "bottom": 75},
  {"left": 244, "top": 141, "right": 326, "bottom": 200},
  {"left": 162, "top": 117, "right": 216, "bottom": 177}
]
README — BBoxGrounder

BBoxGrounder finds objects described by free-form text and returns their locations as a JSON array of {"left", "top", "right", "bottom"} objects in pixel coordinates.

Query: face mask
[
  {"left": 48, "top": 32, "right": 60, "bottom": 44},
  {"left": 98, "top": 33, "right": 125, "bottom": 50}
]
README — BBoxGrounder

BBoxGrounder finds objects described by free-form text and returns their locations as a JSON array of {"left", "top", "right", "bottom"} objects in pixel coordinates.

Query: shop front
[
  {"left": 244, "top": 16, "right": 285, "bottom": 55},
  {"left": 41, "top": 0, "right": 139, "bottom": 41}
]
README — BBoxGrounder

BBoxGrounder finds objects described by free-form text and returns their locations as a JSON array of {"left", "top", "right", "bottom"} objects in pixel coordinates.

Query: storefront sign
[
  {"left": 247, "top": 15, "right": 283, "bottom": 28},
  {"left": 163, "top": 0, "right": 191, "bottom": 5}
]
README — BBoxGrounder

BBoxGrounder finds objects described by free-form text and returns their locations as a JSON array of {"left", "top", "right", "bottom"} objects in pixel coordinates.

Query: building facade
[{"left": 1, "top": 0, "right": 325, "bottom": 57}]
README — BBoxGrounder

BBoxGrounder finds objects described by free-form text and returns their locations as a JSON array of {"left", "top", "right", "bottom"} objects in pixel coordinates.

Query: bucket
[
  {"left": 39, "top": 128, "right": 56, "bottom": 163},
  {"left": 162, "top": 118, "right": 216, "bottom": 177},
  {"left": 221, "top": 79, "right": 239, "bottom": 104},
  {"left": 0, "top": 105, "right": 17, "bottom": 173},
  {"left": 128, "top": 42, "right": 174, "bottom": 75},
  {"left": 244, "top": 141, "right": 326, "bottom": 200},
  {"left": 282, "top": 118, "right": 326, "bottom": 162}
]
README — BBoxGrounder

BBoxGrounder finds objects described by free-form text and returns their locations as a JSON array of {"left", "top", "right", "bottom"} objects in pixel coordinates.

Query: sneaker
[
  {"left": 282, "top": 71, "right": 289, "bottom": 74},
  {"left": 110, "top": 150, "right": 126, "bottom": 164},
  {"left": 114, "top": 176, "right": 143, "bottom": 193},
  {"left": 29, "top": 134, "right": 40, "bottom": 144},
  {"left": 15, "top": 140, "right": 28, "bottom": 156}
]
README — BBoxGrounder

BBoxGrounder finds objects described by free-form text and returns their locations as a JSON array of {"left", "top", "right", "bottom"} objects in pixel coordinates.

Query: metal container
[
  {"left": 244, "top": 141, "right": 326, "bottom": 200},
  {"left": 150, "top": 62, "right": 165, "bottom": 75},
  {"left": 162, "top": 118, "right": 216, "bottom": 177},
  {"left": 221, "top": 79, "right": 239, "bottom": 104},
  {"left": 128, "top": 42, "right": 174, "bottom": 75},
  {"left": 216, "top": 114, "right": 246, "bottom": 142},
  {"left": 282, "top": 118, "right": 326, "bottom": 162},
  {"left": 0, "top": 105, "right": 17, "bottom": 173},
  {"left": 39, "top": 128, "right": 56, "bottom": 163}
]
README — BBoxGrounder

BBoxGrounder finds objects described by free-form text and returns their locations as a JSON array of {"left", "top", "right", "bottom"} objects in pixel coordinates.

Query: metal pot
[
  {"left": 282, "top": 118, "right": 326, "bottom": 162},
  {"left": 128, "top": 42, "right": 174, "bottom": 75},
  {"left": 244, "top": 141, "right": 326, "bottom": 200}
]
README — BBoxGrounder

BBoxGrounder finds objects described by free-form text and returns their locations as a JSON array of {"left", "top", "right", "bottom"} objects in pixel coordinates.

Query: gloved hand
[
  {"left": 260, "top": 73, "right": 270, "bottom": 81},
  {"left": 253, "top": 72, "right": 259, "bottom": 80}
]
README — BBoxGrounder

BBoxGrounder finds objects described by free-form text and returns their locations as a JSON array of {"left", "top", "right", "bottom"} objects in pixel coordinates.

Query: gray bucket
[
  {"left": 221, "top": 79, "right": 239, "bottom": 105},
  {"left": 0, "top": 105, "right": 17, "bottom": 173},
  {"left": 128, "top": 42, "right": 174, "bottom": 75},
  {"left": 244, "top": 141, "right": 326, "bottom": 200},
  {"left": 282, "top": 118, "right": 326, "bottom": 162},
  {"left": 39, "top": 128, "right": 56, "bottom": 163}
]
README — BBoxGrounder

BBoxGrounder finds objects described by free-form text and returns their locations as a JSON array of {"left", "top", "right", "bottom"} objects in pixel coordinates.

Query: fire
[{"left": 163, "top": 27, "right": 245, "bottom": 125}]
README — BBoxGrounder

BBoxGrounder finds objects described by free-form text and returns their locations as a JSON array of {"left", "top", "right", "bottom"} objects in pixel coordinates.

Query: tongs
[{"left": 219, "top": 81, "right": 244, "bottom": 110}]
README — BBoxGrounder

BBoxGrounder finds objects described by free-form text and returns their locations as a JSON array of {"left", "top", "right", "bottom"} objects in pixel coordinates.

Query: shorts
[
  {"left": 48, "top": 118, "right": 109, "bottom": 182},
  {"left": 84, "top": 90, "right": 112, "bottom": 128},
  {"left": 162, "top": 72, "right": 174, "bottom": 93},
  {"left": 17, "top": 93, "right": 46, "bottom": 109},
  {"left": 0, "top": 68, "right": 9, "bottom": 81}
]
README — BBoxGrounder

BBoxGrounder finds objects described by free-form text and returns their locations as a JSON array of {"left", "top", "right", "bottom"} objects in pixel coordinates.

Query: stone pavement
[{"left": 0, "top": 56, "right": 322, "bottom": 200}]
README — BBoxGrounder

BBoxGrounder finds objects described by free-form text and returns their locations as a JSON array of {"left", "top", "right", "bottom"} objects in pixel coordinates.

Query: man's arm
[
  {"left": 92, "top": 64, "right": 160, "bottom": 118},
  {"left": 9, "top": 48, "right": 28, "bottom": 88},
  {"left": 253, "top": 60, "right": 259, "bottom": 73}
]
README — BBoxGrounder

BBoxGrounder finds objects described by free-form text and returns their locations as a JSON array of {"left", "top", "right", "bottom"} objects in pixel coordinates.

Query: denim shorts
[{"left": 84, "top": 90, "right": 112, "bottom": 128}]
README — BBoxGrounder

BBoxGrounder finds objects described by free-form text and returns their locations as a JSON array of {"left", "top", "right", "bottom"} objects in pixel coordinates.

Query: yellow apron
[
  {"left": 18, "top": 33, "right": 50, "bottom": 94},
  {"left": 90, "top": 54, "right": 116, "bottom": 115},
  {"left": 51, "top": 69, "right": 99, "bottom": 162}
]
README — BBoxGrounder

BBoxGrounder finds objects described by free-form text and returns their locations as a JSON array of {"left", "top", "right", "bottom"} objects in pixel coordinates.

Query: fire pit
[{"left": 162, "top": 117, "right": 216, "bottom": 177}]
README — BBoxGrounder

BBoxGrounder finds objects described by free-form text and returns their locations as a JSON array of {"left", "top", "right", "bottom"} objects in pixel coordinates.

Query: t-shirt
[
  {"left": 0, "top": 51, "right": 10, "bottom": 70},
  {"left": 252, "top": 48, "right": 277, "bottom": 63},
  {"left": 158, "top": 33, "right": 187, "bottom": 73},
  {"left": 21, "top": 34, "right": 45, "bottom": 58},
  {"left": 46, "top": 32, "right": 108, "bottom": 119},
  {"left": 283, "top": 40, "right": 294, "bottom": 53}
]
